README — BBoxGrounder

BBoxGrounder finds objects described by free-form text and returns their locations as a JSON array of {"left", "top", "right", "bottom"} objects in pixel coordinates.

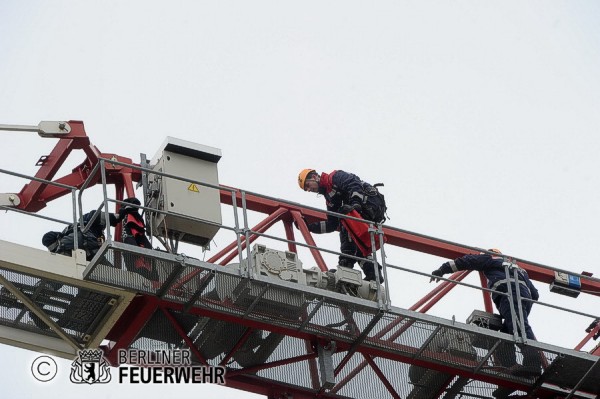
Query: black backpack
[{"left": 360, "top": 182, "right": 388, "bottom": 223}]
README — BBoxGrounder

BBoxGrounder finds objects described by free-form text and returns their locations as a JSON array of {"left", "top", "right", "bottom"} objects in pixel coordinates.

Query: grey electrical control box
[
  {"left": 550, "top": 271, "right": 581, "bottom": 298},
  {"left": 147, "top": 137, "right": 222, "bottom": 247}
]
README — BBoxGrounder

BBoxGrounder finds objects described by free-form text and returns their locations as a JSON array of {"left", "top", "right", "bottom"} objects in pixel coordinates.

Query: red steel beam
[
  {"left": 219, "top": 328, "right": 255, "bottom": 367},
  {"left": 283, "top": 220, "right": 298, "bottom": 254},
  {"left": 171, "top": 207, "right": 287, "bottom": 289},
  {"left": 222, "top": 188, "right": 600, "bottom": 297},
  {"left": 574, "top": 322, "right": 600, "bottom": 352},
  {"left": 218, "top": 207, "right": 287, "bottom": 265},
  {"left": 103, "top": 295, "right": 159, "bottom": 365},
  {"left": 226, "top": 353, "right": 318, "bottom": 378},
  {"left": 363, "top": 354, "right": 402, "bottom": 399},
  {"left": 335, "top": 271, "right": 472, "bottom": 390},
  {"left": 291, "top": 210, "right": 328, "bottom": 271},
  {"left": 152, "top": 294, "right": 539, "bottom": 392},
  {"left": 17, "top": 121, "right": 140, "bottom": 212},
  {"left": 159, "top": 305, "right": 209, "bottom": 366}
]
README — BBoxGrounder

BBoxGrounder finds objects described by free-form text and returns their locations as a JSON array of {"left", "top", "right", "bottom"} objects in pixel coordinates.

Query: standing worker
[
  {"left": 430, "top": 249, "right": 541, "bottom": 379},
  {"left": 297, "top": 169, "right": 387, "bottom": 282},
  {"left": 119, "top": 197, "right": 160, "bottom": 283}
]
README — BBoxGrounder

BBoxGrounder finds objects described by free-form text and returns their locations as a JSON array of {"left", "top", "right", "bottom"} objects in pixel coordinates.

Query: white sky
[{"left": 1, "top": 1, "right": 600, "bottom": 397}]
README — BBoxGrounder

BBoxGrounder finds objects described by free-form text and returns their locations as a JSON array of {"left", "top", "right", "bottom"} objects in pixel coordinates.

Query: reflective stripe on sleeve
[
  {"left": 449, "top": 260, "right": 458, "bottom": 272},
  {"left": 319, "top": 221, "right": 328, "bottom": 234}
]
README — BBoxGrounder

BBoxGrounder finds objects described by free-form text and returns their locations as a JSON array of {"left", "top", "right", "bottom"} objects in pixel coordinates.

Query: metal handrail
[{"left": 2, "top": 160, "right": 600, "bottom": 350}]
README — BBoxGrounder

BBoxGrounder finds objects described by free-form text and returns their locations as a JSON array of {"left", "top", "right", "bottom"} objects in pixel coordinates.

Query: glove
[
  {"left": 362, "top": 206, "right": 375, "bottom": 221},
  {"left": 586, "top": 319, "right": 599, "bottom": 333},
  {"left": 339, "top": 204, "right": 361, "bottom": 215},
  {"left": 430, "top": 269, "right": 444, "bottom": 283},
  {"left": 293, "top": 217, "right": 305, "bottom": 230},
  {"left": 118, "top": 207, "right": 128, "bottom": 220}
]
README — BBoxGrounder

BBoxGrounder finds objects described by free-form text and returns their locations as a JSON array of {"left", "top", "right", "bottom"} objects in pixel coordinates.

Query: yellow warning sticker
[{"left": 188, "top": 183, "right": 200, "bottom": 193}]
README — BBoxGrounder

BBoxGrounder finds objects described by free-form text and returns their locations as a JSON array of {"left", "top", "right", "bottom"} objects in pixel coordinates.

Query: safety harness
[{"left": 490, "top": 260, "right": 532, "bottom": 297}]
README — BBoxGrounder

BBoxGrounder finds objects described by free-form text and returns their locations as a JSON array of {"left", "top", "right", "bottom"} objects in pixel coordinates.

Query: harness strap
[{"left": 490, "top": 278, "right": 530, "bottom": 293}]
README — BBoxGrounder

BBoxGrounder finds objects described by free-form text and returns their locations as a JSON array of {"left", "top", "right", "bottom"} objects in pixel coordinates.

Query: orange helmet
[
  {"left": 298, "top": 169, "right": 316, "bottom": 190},
  {"left": 488, "top": 248, "right": 502, "bottom": 255}
]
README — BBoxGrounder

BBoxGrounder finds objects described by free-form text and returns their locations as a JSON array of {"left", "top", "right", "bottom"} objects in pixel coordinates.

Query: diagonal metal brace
[
  {"left": 0, "top": 274, "right": 81, "bottom": 351},
  {"left": 335, "top": 310, "right": 385, "bottom": 375}
]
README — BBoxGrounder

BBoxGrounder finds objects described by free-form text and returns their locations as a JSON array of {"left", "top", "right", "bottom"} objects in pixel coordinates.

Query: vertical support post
[
  {"left": 114, "top": 183, "right": 125, "bottom": 243},
  {"left": 230, "top": 189, "right": 245, "bottom": 265},
  {"left": 377, "top": 224, "right": 391, "bottom": 308},
  {"left": 305, "top": 339, "right": 321, "bottom": 390},
  {"left": 283, "top": 220, "right": 297, "bottom": 254},
  {"left": 317, "top": 341, "right": 336, "bottom": 390},
  {"left": 71, "top": 188, "right": 78, "bottom": 251},
  {"left": 503, "top": 260, "right": 521, "bottom": 343},
  {"left": 100, "top": 160, "right": 112, "bottom": 243},
  {"left": 479, "top": 272, "right": 494, "bottom": 313},
  {"left": 513, "top": 267, "right": 527, "bottom": 343},
  {"left": 368, "top": 223, "right": 383, "bottom": 309},
  {"left": 218, "top": 208, "right": 287, "bottom": 265},
  {"left": 241, "top": 190, "right": 253, "bottom": 278},
  {"left": 139, "top": 153, "right": 152, "bottom": 243}
]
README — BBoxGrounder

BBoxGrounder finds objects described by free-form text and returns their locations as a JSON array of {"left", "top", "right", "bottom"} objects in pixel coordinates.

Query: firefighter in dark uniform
[
  {"left": 297, "top": 169, "right": 387, "bottom": 282},
  {"left": 430, "top": 249, "right": 542, "bottom": 378},
  {"left": 42, "top": 209, "right": 121, "bottom": 261}
]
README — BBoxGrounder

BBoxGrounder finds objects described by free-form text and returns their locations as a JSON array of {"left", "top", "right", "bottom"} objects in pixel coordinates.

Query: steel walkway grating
[
  {"left": 0, "top": 267, "right": 120, "bottom": 345},
  {"left": 86, "top": 242, "right": 600, "bottom": 398},
  {"left": 539, "top": 355, "right": 600, "bottom": 395}
]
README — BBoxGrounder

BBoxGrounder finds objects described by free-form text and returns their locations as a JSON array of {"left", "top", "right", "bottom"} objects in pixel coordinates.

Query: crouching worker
[
  {"left": 42, "top": 209, "right": 120, "bottom": 261},
  {"left": 41, "top": 197, "right": 158, "bottom": 283}
]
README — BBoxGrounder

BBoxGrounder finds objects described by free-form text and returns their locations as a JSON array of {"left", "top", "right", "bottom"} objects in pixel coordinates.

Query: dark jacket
[
  {"left": 439, "top": 254, "right": 539, "bottom": 305},
  {"left": 308, "top": 170, "right": 386, "bottom": 234}
]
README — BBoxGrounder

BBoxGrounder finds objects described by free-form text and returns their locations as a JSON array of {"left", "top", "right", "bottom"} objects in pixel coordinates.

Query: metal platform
[
  {"left": 0, "top": 239, "right": 135, "bottom": 358},
  {"left": 82, "top": 242, "right": 600, "bottom": 398}
]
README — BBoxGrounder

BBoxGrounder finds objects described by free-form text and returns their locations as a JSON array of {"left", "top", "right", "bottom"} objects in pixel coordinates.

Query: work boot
[
  {"left": 510, "top": 364, "right": 541, "bottom": 378},
  {"left": 362, "top": 262, "right": 384, "bottom": 283},
  {"left": 492, "top": 387, "right": 516, "bottom": 398},
  {"left": 338, "top": 258, "right": 355, "bottom": 269}
]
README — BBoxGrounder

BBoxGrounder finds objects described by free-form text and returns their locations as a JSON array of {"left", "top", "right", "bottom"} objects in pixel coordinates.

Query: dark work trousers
[
  {"left": 496, "top": 290, "right": 540, "bottom": 369},
  {"left": 123, "top": 235, "right": 159, "bottom": 282},
  {"left": 339, "top": 226, "right": 360, "bottom": 267},
  {"left": 338, "top": 226, "right": 379, "bottom": 279}
]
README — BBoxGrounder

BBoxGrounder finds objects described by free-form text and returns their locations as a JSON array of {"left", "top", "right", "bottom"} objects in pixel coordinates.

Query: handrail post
[
  {"left": 368, "top": 222, "right": 383, "bottom": 309},
  {"left": 230, "top": 189, "right": 245, "bottom": 266},
  {"left": 241, "top": 190, "right": 253, "bottom": 278},
  {"left": 504, "top": 259, "right": 522, "bottom": 343},
  {"left": 377, "top": 223, "right": 390, "bottom": 308}
]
